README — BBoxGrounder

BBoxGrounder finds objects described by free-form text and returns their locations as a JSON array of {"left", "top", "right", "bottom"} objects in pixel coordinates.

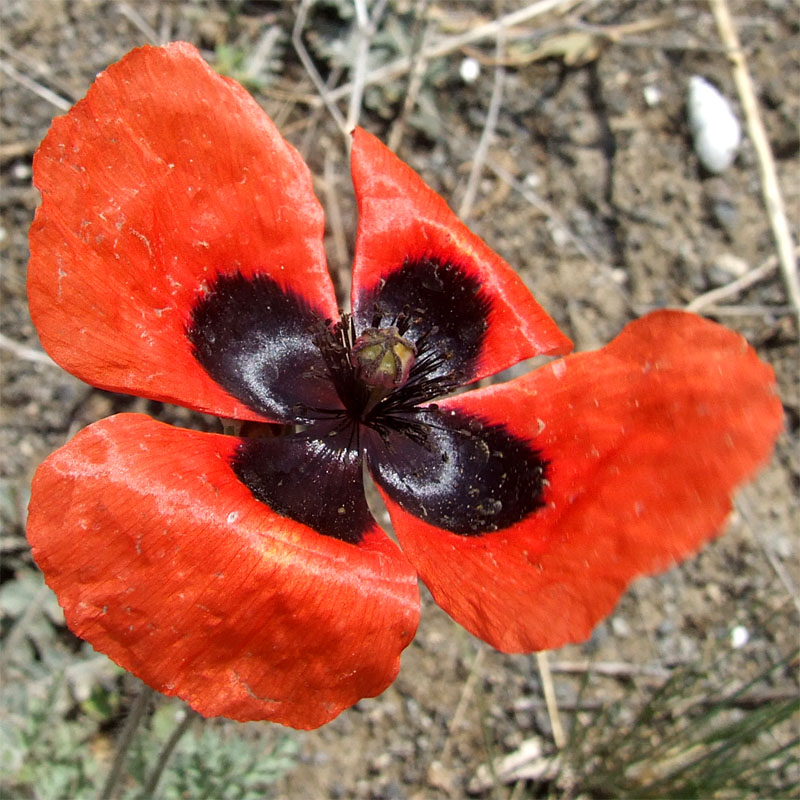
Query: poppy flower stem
[
  {"left": 142, "top": 707, "right": 200, "bottom": 797},
  {"left": 99, "top": 683, "right": 154, "bottom": 800}
]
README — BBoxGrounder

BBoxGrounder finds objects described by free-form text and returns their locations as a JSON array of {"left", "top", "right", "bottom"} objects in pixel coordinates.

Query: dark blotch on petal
[
  {"left": 188, "top": 272, "right": 341, "bottom": 421},
  {"left": 233, "top": 422, "right": 371, "bottom": 544},
  {"left": 365, "top": 408, "right": 546, "bottom": 535},
  {"left": 356, "top": 258, "right": 491, "bottom": 386}
]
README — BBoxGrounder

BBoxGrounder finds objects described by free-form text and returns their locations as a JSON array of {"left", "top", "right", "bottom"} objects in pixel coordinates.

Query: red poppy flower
[{"left": 27, "top": 43, "right": 782, "bottom": 729}]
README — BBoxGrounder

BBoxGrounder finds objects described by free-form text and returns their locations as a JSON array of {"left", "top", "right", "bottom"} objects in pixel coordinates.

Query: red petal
[
  {"left": 27, "top": 414, "right": 419, "bottom": 727},
  {"left": 380, "top": 311, "right": 782, "bottom": 652},
  {"left": 28, "top": 43, "right": 337, "bottom": 422},
  {"left": 350, "top": 128, "right": 572, "bottom": 381}
]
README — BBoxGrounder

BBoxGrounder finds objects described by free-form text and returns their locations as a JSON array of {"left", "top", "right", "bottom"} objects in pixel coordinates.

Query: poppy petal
[
  {"left": 27, "top": 414, "right": 420, "bottom": 727},
  {"left": 350, "top": 127, "right": 572, "bottom": 386},
  {"left": 28, "top": 43, "right": 337, "bottom": 422},
  {"left": 377, "top": 311, "right": 782, "bottom": 652}
]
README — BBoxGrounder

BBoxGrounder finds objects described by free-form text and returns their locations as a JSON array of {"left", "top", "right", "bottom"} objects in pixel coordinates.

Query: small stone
[
  {"left": 705, "top": 582, "right": 724, "bottom": 605},
  {"left": 459, "top": 57, "right": 480, "bottom": 84},
  {"left": 609, "top": 268, "right": 626, "bottom": 285},
  {"left": 427, "top": 760, "right": 456, "bottom": 793},
  {"left": 730, "top": 625, "right": 749, "bottom": 649},
  {"left": 372, "top": 752, "right": 393, "bottom": 771},
  {"left": 523, "top": 172, "right": 542, "bottom": 189},
  {"left": 703, "top": 178, "right": 739, "bottom": 233},
  {"left": 711, "top": 199, "right": 738, "bottom": 231},
  {"left": 643, "top": 85, "right": 662, "bottom": 107},
  {"left": 11, "top": 162, "right": 32, "bottom": 181},
  {"left": 611, "top": 616, "right": 631, "bottom": 637},
  {"left": 688, "top": 76, "right": 742, "bottom": 173}
]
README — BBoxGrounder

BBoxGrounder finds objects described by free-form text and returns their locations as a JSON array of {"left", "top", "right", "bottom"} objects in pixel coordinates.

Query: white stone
[
  {"left": 643, "top": 84, "right": 662, "bottom": 107},
  {"left": 688, "top": 76, "right": 742, "bottom": 173},
  {"left": 459, "top": 57, "right": 481, "bottom": 84},
  {"left": 730, "top": 624, "right": 749, "bottom": 649}
]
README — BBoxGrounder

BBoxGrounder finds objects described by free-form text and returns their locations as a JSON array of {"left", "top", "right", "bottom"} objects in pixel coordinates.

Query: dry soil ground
[{"left": 1, "top": 1, "right": 798, "bottom": 798}]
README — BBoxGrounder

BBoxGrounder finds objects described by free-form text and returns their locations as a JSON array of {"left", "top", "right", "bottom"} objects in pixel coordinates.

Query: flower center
[
  {"left": 305, "top": 311, "right": 461, "bottom": 431},
  {"left": 350, "top": 326, "right": 417, "bottom": 389}
]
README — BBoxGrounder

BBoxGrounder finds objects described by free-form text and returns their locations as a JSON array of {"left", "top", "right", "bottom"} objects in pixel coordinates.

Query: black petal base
[
  {"left": 233, "top": 422, "right": 371, "bottom": 545},
  {"left": 365, "top": 407, "right": 547, "bottom": 535}
]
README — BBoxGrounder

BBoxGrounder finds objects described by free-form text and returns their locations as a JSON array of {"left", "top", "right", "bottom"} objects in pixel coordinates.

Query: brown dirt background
[{"left": 1, "top": 1, "right": 798, "bottom": 798}]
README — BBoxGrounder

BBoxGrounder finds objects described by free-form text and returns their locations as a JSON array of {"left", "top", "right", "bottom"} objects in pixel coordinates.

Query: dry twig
[
  {"left": 458, "top": 30, "right": 506, "bottom": 220},
  {"left": 0, "top": 140, "right": 38, "bottom": 161},
  {"left": 536, "top": 651, "right": 566, "bottom": 749},
  {"left": 689, "top": 304, "right": 794, "bottom": 318},
  {"left": 470, "top": 737, "right": 560, "bottom": 793},
  {"left": 0, "top": 58, "right": 70, "bottom": 111},
  {"left": 548, "top": 659, "right": 672, "bottom": 679},
  {"left": 439, "top": 646, "right": 486, "bottom": 764},
  {"left": 117, "top": 2, "right": 161, "bottom": 44},
  {"left": 387, "top": 0, "right": 433, "bottom": 153},
  {"left": 292, "top": 0, "right": 348, "bottom": 136},
  {"left": 708, "top": 0, "right": 800, "bottom": 330},
  {"left": 0, "top": 38, "right": 77, "bottom": 101},
  {"left": 245, "top": 25, "right": 283, "bottom": 82},
  {"left": 346, "top": 0, "right": 388, "bottom": 134},
  {"left": 686, "top": 250, "right": 791, "bottom": 312},
  {"left": 320, "top": 147, "right": 351, "bottom": 298},
  {"left": 0, "top": 332, "right": 59, "bottom": 367},
  {"left": 325, "top": 0, "right": 584, "bottom": 104},
  {"left": 297, "top": 65, "right": 346, "bottom": 158},
  {"left": 464, "top": 15, "right": 671, "bottom": 68}
]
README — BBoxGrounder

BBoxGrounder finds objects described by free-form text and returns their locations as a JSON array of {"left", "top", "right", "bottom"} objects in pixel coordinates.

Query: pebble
[
  {"left": 703, "top": 177, "right": 739, "bottom": 233},
  {"left": 459, "top": 57, "right": 480, "bottom": 84},
  {"left": 611, "top": 616, "right": 632, "bottom": 637},
  {"left": 643, "top": 84, "right": 662, "bottom": 107},
  {"left": 688, "top": 76, "right": 742, "bottom": 173},
  {"left": 730, "top": 625, "right": 749, "bottom": 649}
]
